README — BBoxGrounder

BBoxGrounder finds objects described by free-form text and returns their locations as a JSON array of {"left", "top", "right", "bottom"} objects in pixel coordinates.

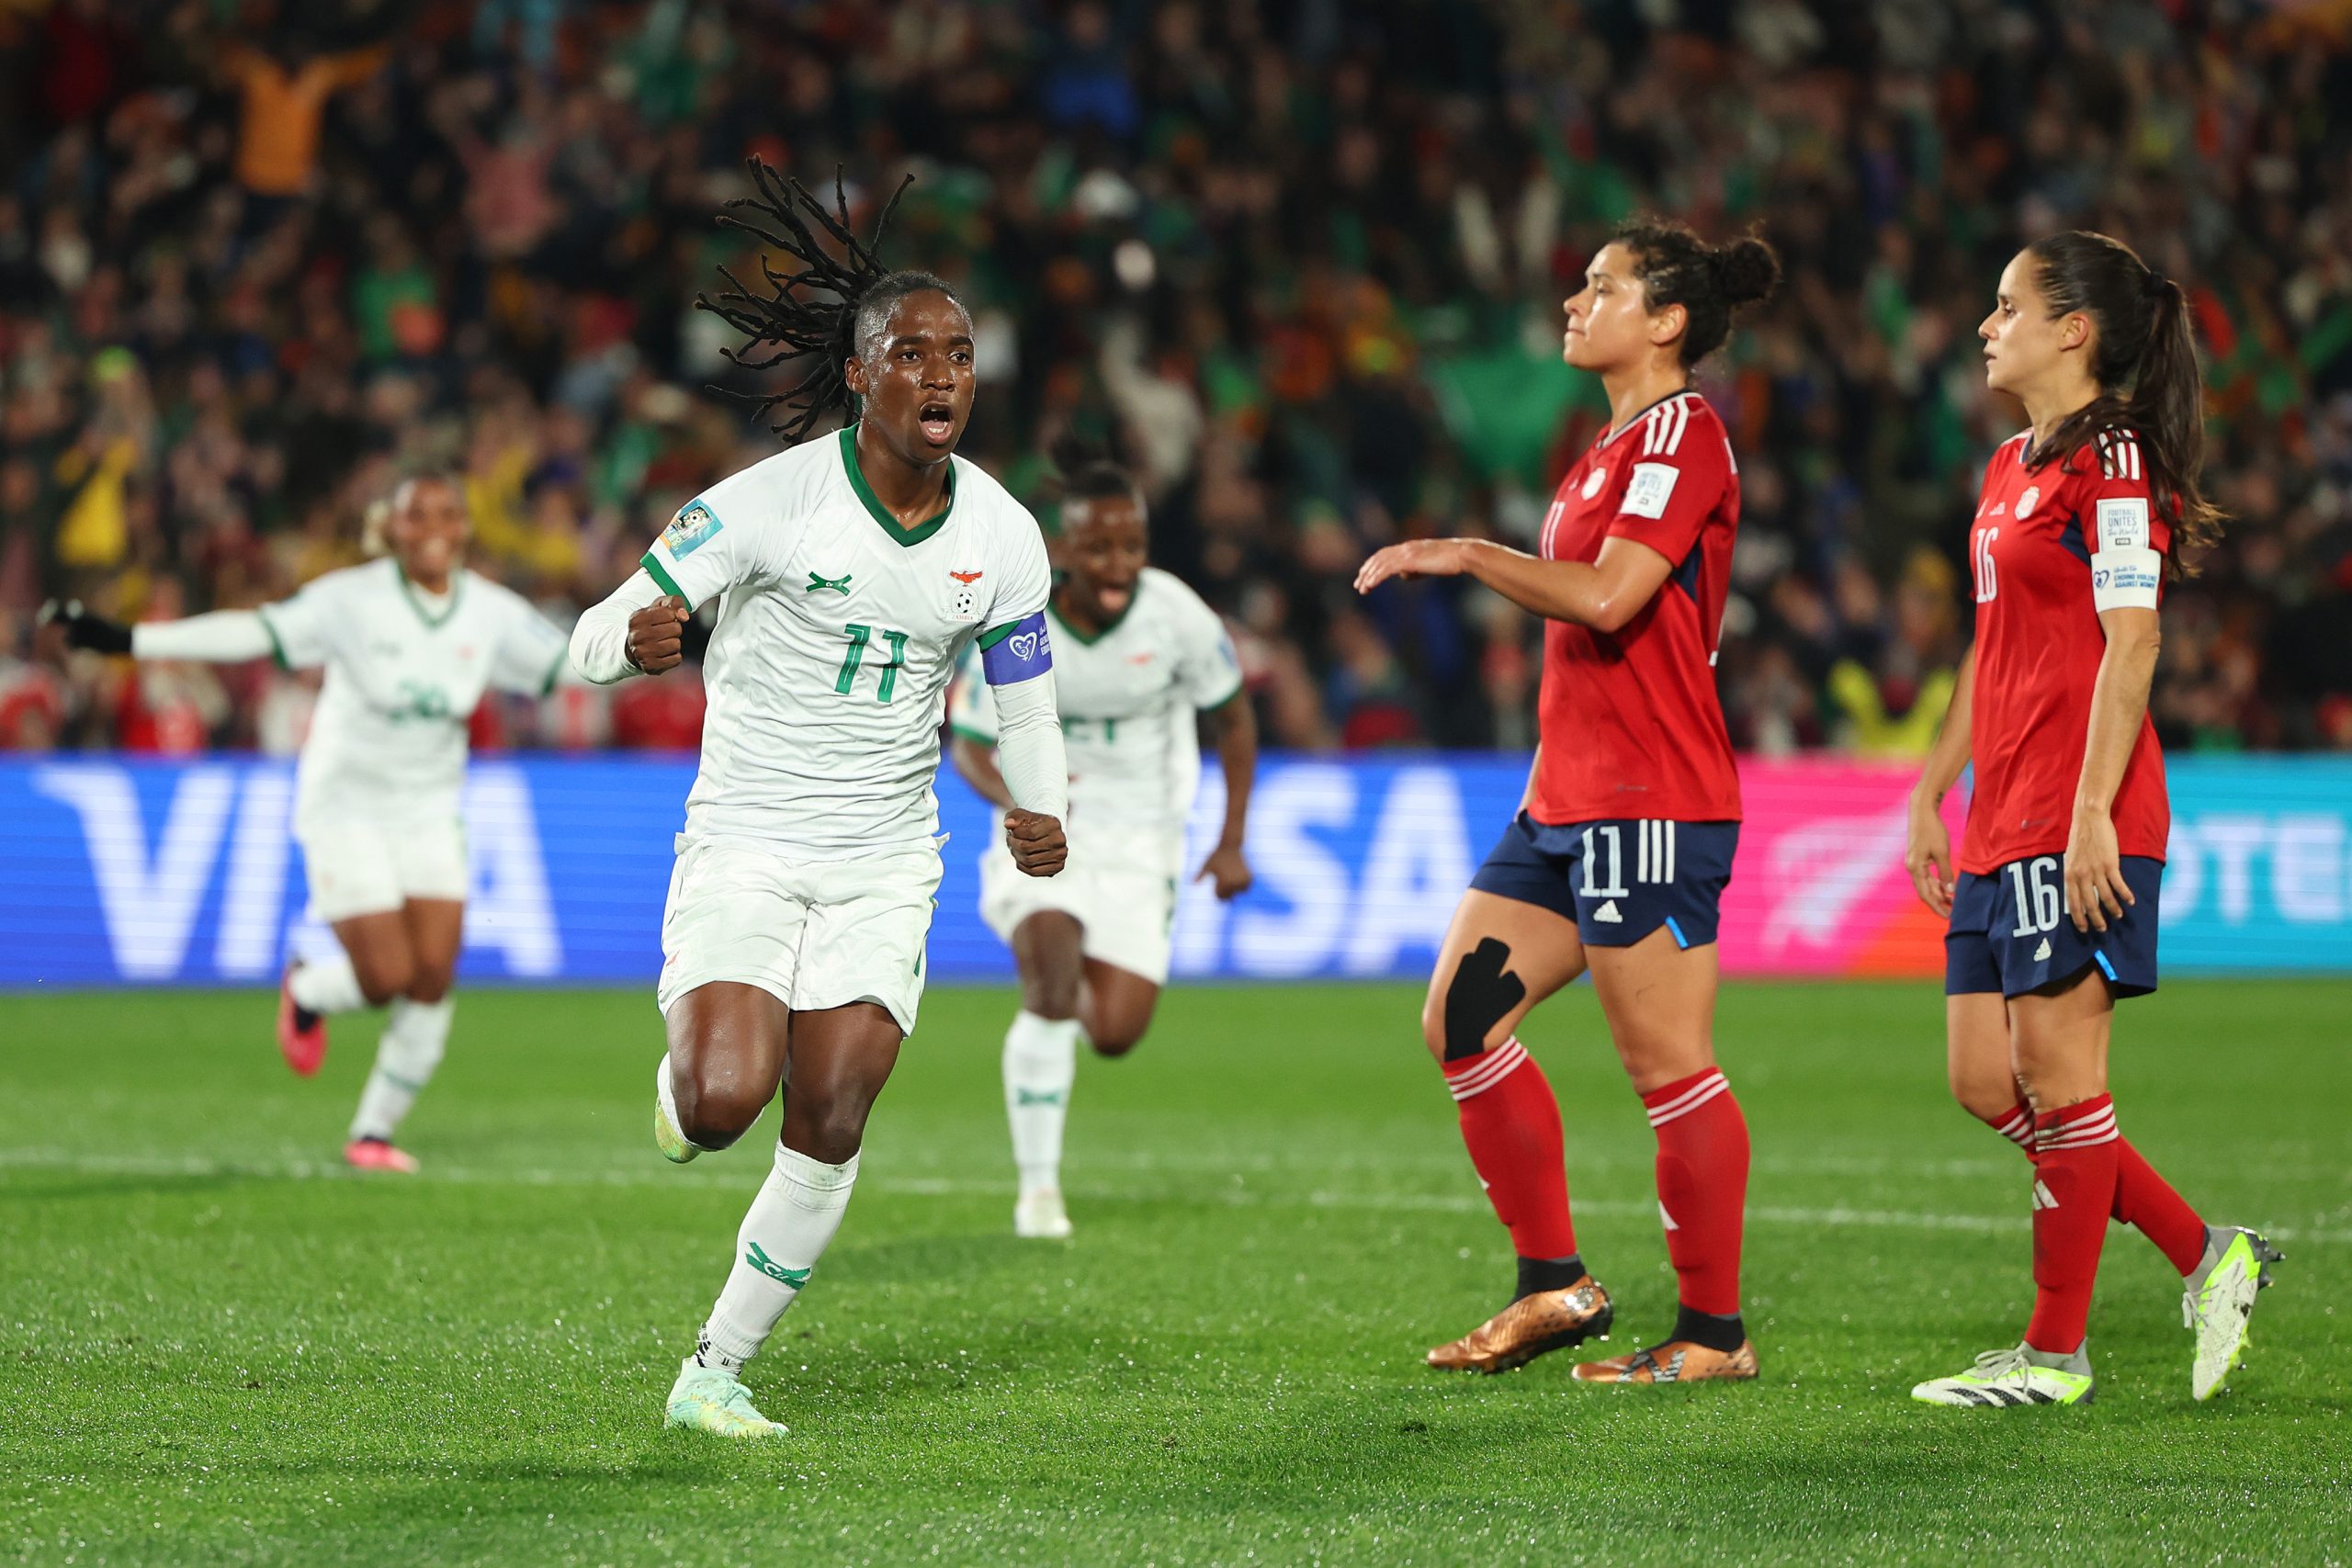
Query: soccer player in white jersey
[
  {"left": 945, "top": 446, "right": 1256, "bottom": 1240},
  {"left": 45, "top": 476, "right": 571, "bottom": 1172},
  {"left": 567, "top": 166, "right": 1070, "bottom": 1439}
]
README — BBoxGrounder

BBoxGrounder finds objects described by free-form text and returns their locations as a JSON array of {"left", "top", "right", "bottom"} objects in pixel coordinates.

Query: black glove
[{"left": 38, "top": 599, "right": 133, "bottom": 655}]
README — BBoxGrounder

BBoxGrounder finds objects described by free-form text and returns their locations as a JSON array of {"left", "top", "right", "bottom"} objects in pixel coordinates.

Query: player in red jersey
[
  {"left": 1905, "top": 231, "right": 2279, "bottom": 1409},
  {"left": 1355, "top": 220, "right": 1778, "bottom": 1385}
]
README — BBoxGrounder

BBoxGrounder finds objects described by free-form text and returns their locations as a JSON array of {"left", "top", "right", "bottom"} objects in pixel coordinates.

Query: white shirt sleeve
[
  {"left": 989, "top": 669, "right": 1068, "bottom": 821},
  {"left": 569, "top": 569, "right": 665, "bottom": 685},
  {"left": 488, "top": 593, "right": 573, "bottom": 696},
  {"left": 253, "top": 578, "right": 343, "bottom": 670},
  {"left": 978, "top": 505, "right": 1054, "bottom": 641},
  {"left": 639, "top": 462, "right": 793, "bottom": 612},
  {"left": 1170, "top": 587, "right": 1245, "bottom": 710},
  {"left": 130, "top": 611, "right": 277, "bottom": 663}
]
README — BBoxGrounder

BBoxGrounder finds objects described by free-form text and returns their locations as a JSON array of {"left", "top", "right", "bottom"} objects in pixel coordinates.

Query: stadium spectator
[{"left": 6, "top": 0, "right": 2350, "bottom": 758}]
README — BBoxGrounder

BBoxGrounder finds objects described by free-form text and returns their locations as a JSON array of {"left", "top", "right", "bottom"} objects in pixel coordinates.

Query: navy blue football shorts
[
  {"left": 1945, "top": 852, "right": 2163, "bottom": 999},
  {"left": 1470, "top": 812, "right": 1739, "bottom": 949}
]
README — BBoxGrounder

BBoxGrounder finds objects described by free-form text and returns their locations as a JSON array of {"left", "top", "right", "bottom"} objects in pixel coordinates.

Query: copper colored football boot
[
  {"left": 1572, "top": 1338, "right": 1758, "bottom": 1385},
  {"left": 1427, "top": 1276, "right": 1614, "bottom": 1373}
]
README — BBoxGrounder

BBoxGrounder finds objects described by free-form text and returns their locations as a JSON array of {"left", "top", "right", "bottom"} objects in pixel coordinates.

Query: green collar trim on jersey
[
  {"left": 840, "top": 425, "right": 955, "bottom": 547},
  {"left": 1048, "top": 576, "right": 1142, "bottom": 646},
  {"left": 394, "top": 562, "right": 464, "bottom": 629}
]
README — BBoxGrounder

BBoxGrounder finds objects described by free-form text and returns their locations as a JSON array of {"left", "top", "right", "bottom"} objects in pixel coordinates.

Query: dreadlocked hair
[{"left": 695, "top": 161, "right": 967, "bottom": 445}]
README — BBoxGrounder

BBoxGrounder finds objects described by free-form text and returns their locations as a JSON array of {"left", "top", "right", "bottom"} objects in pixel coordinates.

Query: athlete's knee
[
  {"left": 1022, "top": 971, "right": 1080, "bottom": 1022},
  {"left": 405, "top": 963, "right": 454, "bottom": 1005},
  {"left": 1948, "top": 1056, "right": 2018, "bottom": 1120},
  {"left": 1431, "top": 936, "right": 1527, "bottom": 1063},
  {"left": 1417, "top": 989, "right": 1448, "bottom": 1061},
  {"left": 1086, "top": 1016, "right": 1148, "bottom": 1057},
  {"left": 352, "top": 952, "right": 415, "bottom": 1008},
  {"left": 786, "top": 1095, "right": 871, "bottom": 1166},
  {"left": 673, "top": 1062, "right": 768, "bottom": 1150}
]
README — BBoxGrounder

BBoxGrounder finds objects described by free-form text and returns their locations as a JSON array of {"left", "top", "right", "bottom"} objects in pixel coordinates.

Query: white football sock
[
  {"left": 1003, "top": 1010, "right": 1080, "bottom": 1197},
  {"left": 348, "top": 997, "right": 453, "bottom": 1142},
  {"left": 288, "top": 954, "right": 367, "bottom": 1015},
  {"left": 696, "top": 1143, "right": 859, "bottom": 1374},
  {"left": 656, "top": 1053, "right": 707, "bottom": 1150}
]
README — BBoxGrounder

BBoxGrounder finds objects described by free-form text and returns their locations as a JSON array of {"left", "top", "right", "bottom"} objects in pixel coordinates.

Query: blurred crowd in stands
[{"left": 4, "top": 0, "right": 2350, "bottom": 760}]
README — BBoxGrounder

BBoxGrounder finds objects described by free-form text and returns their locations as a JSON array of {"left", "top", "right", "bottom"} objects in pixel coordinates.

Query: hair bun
[
  {"left": 1051, "top": 432, "right": 1113, "bottom": 474},
  {"left": 1711, "top": 235, "right": 1782, "bottom": 309}
]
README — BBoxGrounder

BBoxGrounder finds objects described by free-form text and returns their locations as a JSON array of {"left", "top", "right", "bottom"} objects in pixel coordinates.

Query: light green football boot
[
  {"left": 2185, "top": 1224, "right": 2283, "bottom": 1402},
  {"left": 664, "top": 1358, "right": 786, "bottom": 1438},
  {"left": 1912, "top": 1342, "right": 2095, "bottom": 1407},
  {"left": 654, "top": 1058, "right": 700, "bottom": 1164}
]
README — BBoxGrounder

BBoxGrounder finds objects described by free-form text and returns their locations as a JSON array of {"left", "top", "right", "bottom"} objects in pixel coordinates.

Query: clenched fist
[
  {"left": 627, "top": 595, "right": 690, "bottom": 674},
  {"left": 1004, "top": 808, "right": 1068, "bottom": 877}
]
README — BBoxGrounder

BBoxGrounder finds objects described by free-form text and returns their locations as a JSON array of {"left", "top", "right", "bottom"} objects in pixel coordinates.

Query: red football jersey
[
  {"left": 1962, "top": 427, "right": 2172, "bottom": 874},
  {"left": 1529, "top": 389, "right": 1742, "bottom": 825}
]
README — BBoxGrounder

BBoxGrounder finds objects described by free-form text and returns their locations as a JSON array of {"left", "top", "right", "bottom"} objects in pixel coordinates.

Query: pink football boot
[
  {"left": 277, "top": 965, "right": 328, "bottom": 1077},
  {"left": 345, "top": 1138, "right": 419, "bottom": 1175}
]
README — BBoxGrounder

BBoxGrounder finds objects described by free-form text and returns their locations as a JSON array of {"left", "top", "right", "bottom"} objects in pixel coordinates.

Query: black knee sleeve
[{"left": 1442, "top": 937, "right": 1527, "bottom": 1062}]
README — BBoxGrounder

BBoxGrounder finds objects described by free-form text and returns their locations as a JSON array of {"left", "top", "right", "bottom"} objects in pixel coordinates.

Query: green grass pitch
[{"left": 3, "top": 978, "right": 2347, "bottom": 1565}]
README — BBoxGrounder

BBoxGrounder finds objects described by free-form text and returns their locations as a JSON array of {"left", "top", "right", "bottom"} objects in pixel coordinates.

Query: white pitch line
[{"left": 3, "top": 1147, "right": 2346, "bottom": 1247}]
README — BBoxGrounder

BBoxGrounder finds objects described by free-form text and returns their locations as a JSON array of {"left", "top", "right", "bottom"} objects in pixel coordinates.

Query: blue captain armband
[{"left": 978, "top": 611, "right": 1053, "bottom": 684}]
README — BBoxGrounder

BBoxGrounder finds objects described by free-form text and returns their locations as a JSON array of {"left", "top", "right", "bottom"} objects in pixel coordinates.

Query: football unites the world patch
[
  {"left": 661, "top": 501, "right": 723, "bottom": 559},
  {"left": 2097, "top": 497, "right": 2151, "bottom": 551},
  {"left": 1622, "top": 462, "right": 1680, "bottom": 519}
]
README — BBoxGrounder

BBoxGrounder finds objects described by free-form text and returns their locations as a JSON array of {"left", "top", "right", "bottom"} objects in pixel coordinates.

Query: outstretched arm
[
  {"left": 1354, "top": 535, "right": 1675, "bottom": 635},
  {"left": 568, "top": 570, "right": 687, "bottom": 683},
  {"left": 44, "top": 600, "right": 283, "bottom": 663}
]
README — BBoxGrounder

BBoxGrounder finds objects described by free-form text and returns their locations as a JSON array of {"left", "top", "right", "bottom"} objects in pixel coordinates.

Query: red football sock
[
  {"left": 1443, "top": 1037, "right": 1576, "bottom": 1260},
  {"left": 2025, "top": 1093, "right": 2120, "bottom": 1354},
  {"left": 1973, "top": 1100, "right": 2037, "bottom": 1156},
  {"left": 1973, "top": 1100, "right": 2205, "bottom": 1277},
  {"left": 2112, "top": 1139, "right": 2207, "bottom": 1277},
  {"left": 1642, "top": 1067, "right": 1749, "bottom": 1316}
]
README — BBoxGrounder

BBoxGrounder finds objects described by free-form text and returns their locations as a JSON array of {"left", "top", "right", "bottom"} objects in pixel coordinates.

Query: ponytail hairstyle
[
  {"left": 2023, "top": 230, "right": 2223, "bottom": 570},
  {"left": 359, "top": 496, "right": 391, "bottom": 558},
  {"left": 695, "top": 161, "right": 967, "bottom": 444},
  {"left": 1611, "top": 218, "right": 1782, "bottom": 366}
]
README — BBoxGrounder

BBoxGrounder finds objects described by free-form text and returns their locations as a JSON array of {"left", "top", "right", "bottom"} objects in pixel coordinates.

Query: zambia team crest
[
  {"left": 950, "top": 586, "right": 980, "bottom": 621},
  {"left": 662, "top": 502, "right": 723, "bottom": 558}
]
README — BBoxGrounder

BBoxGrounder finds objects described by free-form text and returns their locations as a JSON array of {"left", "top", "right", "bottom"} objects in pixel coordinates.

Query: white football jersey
[
  {"left": 642, "top": 424, "right": 1053, "bottom": 859},
  {"left": 950, "top": 567, "right": 1240, "bottom": 852},
  {"left": 258, "top": 558, "right": 570, "bottom": 829}
]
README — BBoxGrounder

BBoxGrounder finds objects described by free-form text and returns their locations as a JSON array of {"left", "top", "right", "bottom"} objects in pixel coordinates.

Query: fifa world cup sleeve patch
[
  {"left": 2090, "top": 498, "right": 2162, "bottom": 611},
  {"left": 660, "top": 501, "right": 724, "bottom": 559},
  {"left": 978, "top": 611, "right": 1053, "bottom": 684},
  {"left": 1620, "top": 462, "right": 1680, "bottom": 520}
]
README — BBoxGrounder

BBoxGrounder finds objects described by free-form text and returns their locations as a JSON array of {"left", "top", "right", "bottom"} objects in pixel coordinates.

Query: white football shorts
[
  {"left": 657, "top": 835, "right": 944, "bottom": 1035},
  {"left": 296, "top": 813, "right": 469, "bottom": 922},
  {"left": 978, "top": 830, "right": 1182, "bottom": 987}
]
